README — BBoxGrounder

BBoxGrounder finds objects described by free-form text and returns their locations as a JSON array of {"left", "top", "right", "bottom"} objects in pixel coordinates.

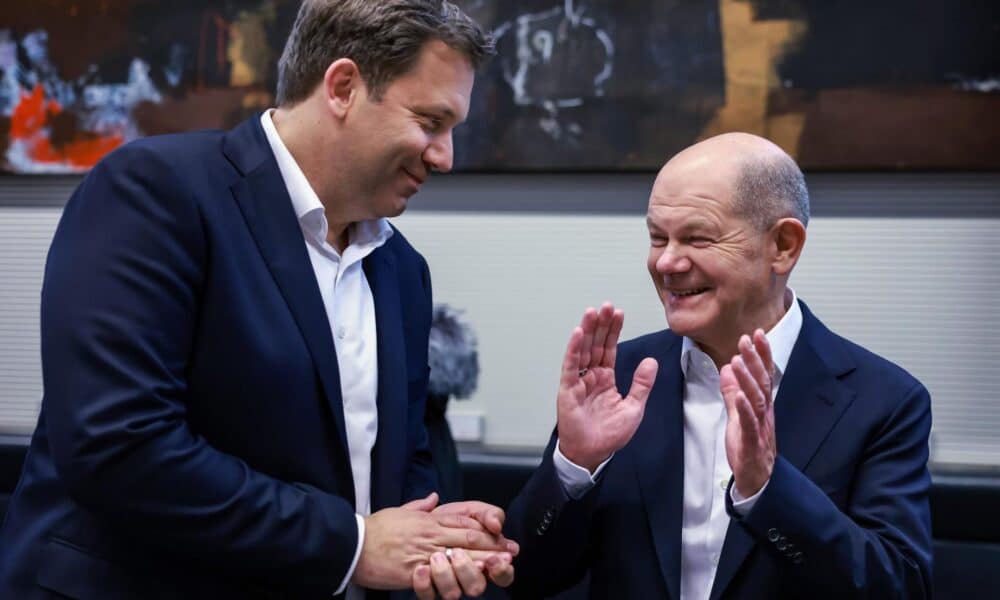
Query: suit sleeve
[
  {"left": 504, "top": 432, "right": 599, "bottom": 598},
  {"left": 40, "top": 148, "right": 358, "bottom": 592},
  {"left": 402, "top": 254, "right": 437, "bottom": 501},
  {"left": 727, "top": 381, "right": 933, "bottom": 598}
]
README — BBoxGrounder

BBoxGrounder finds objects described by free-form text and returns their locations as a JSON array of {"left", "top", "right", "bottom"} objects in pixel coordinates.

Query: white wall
[
  {"left": 395, "top": 211, "right": 1000, "bottom": 466},
  {"left": 1, "top": 173, "right": 998, "bottom": 466}
]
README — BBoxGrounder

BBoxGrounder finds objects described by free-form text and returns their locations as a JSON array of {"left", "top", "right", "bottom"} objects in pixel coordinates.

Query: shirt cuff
[
  {"left": 553, "top": 440, "right": 613, "bottom": 499},
  {"left": 730, "top": 478, "right": 769, "bottom": 516},
  {"left": 334, "top": 514, "right": 366, "bottom": 595}
]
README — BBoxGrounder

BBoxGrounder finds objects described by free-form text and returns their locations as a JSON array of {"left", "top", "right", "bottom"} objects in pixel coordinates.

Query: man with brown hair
[{"left": 0, "top": 2, "right": 515, "bottom": 598}]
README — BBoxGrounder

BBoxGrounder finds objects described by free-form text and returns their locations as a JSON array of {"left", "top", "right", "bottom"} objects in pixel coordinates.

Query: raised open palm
[
  {"left": 557, "top": 303, "right": 659, "bottom": 472},
  {"left": 720, "top": 330, "right": 777, "bottom": 498}
]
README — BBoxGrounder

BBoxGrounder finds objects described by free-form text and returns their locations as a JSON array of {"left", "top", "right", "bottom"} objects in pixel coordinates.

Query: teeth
[{"left": 674, "top": 288, "right": 708, "bottom": 297}]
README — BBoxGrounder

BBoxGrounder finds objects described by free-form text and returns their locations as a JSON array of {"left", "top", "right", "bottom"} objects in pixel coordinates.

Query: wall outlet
[{"left": 446, "top": 410, "right": 484, "bottom": 443}]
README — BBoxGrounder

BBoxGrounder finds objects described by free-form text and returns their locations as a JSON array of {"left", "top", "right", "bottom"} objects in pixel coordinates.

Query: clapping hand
[
  {"left": 720, "top": 330, "right": 777, "bottom": 498},
  {"left": 556, "top": 303, "right": 659, "bottom": 472}
]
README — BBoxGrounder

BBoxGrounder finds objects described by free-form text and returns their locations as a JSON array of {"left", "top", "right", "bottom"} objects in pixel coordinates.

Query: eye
[
  {"left": 686, "top": 236, "right": 712, "bottom": 247},
  {"left": 649, "top": 233, "right": 667, "bottom": 247},
  {"left": 420, "top": 115, "right": 444, "bottom": 132}
]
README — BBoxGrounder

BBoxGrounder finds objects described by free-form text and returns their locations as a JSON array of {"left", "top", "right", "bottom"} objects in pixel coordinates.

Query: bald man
[{"left": 504, "top": 134, "right": 933, "bottom": 599}]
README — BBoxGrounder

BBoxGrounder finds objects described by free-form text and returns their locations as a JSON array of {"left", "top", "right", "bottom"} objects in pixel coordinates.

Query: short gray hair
[
  {"left": 733, "top": 154, "right": 810, "bottom": 230},
  {"left": 276, "top": 0, "right": 494, "bottom": 105}
]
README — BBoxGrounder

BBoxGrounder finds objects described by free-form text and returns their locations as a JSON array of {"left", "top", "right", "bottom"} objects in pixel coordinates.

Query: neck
[
  {"left": 271, "top": 104, "right": 355, "bottom": 251},
  {"left": 698, "top": 287, "right": 791, "bottom": 370}
]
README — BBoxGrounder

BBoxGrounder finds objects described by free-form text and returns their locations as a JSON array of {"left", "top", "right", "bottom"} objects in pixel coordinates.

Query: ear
[
  {"left": 769, "top": 217, "right": 806, "bottom": 276},
  {"left": 322, "top": 58, "right": 364, "bottom": 119}
]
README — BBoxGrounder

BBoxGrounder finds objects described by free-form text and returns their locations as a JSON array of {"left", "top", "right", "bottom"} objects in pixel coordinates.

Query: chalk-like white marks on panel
[{"left": 493, "top": 0, "right": 614, "bottom": 142}]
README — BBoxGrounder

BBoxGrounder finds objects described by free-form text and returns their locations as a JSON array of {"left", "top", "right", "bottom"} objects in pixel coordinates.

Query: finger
[
  {"left": 739, "top": 335, "right": 772, "bottom": 403},
  {"left": 720, "top": 364, "right": 741, "bottom": 420},
  {"left": 486, "top": 553, "right": 515, "bottom": 588},
  {"left": 450, "top": 548, "right": 488, "bottom": 597},
  {"left": 402, "top": 492, "right": 439, "bottom": 512},
  {"left": 559, "top": 326, "right": 585, "bottom": 389},
  {"left": 436, "top": 527, "right": 509, "bottom": 552},
  {"left": 590, "top": 303, "right": 614, "bottom": 367},
  {"left": 430, "top": 552, "right": 460, "bottom": 600},
  {"left": 602, "top": 308, "right": 625, "bottom": 369},
  {"left": 413, "top": 564, "right": 436, "bottom": 600},
  {"left": 753, "top": 329, "right": 775, "bottom": 405},
  {"left": 435, "top": 501, "right": 506, "bottom": 536},
  {"left": 720, "top": 362, "right": 741, "bottom": 399},
  {"left": 435, "top": 513, "right": 491, "bottom": 533},
  {"left": 732, "top": 356, "right": 767, "bottom": 420},
  {"left": 735, "top": 390, "right": 760, "bottom": 446},
  {"left": 625, "top": 357, "right": 659, "bottom": 407},
  {"left": 578, "top": 308, "right": 598, "bottom": 368},
  {"left": 467, "top": 549, "right": 512, "bottom": 561}
]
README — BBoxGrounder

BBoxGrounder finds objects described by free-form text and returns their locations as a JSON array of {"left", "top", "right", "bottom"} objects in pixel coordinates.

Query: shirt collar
[
  {"left": 259, "top": 110, "right": 393, "bottom": 251},
  {"left": 680, "top": 287, "right": 802, "bottom": 383}
]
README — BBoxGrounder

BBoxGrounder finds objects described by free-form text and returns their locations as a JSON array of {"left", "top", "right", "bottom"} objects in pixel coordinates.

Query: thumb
[
  {"left": 625, "top": 357, "right": 658, "bottom": 406},
  {"left": 401, "top": 492, "right": 439, "bottom": 512}
]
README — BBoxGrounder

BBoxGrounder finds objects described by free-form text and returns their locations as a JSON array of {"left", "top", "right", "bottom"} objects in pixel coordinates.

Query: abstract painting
[{"left": 1, "top": 0, "right": 998, "bottom": 173}]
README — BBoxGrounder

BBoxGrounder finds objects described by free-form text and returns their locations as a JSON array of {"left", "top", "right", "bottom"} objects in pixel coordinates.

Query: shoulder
[
  {"left": 802, "top": 305, "right": 928, "bottom": 408},
  {"left": 82, "top": 129, "right": 228, "bottom": 197},
  {"left": 102, "top": 129, "right": 225, "bottom": 173},
  {"left": 832, "top": 329, "right": 925, "bottom": 398}
]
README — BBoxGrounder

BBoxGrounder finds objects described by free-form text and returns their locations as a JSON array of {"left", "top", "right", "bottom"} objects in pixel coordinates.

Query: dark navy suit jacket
[
  {"left": 506, "top": 301, "right": 933, "bottom": 599},
  {"left": 0, "top": 117, "right": 437, "bottom": 598}
]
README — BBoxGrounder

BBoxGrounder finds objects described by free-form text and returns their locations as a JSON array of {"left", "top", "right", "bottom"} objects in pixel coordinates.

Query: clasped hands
[
  {"left": 354, "top": 492, "right": 516, "bottom": 599},
  {"left": 557, "top": 303, "right": 777, "bottom": 500}
]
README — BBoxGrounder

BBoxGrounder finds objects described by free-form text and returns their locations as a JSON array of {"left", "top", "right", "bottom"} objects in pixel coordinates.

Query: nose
[
  {"left": 423, "top": 133, "right": 454, "bottom": 173},
  {"left": 654, "top": 243, "right": 692, "bottom": 275}
]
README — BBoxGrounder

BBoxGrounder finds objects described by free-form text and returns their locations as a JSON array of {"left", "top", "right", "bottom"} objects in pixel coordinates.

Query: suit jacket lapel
[
  {"left": 223, "top": 117, "right": 354, "bottom": 494},
  {"left": 710, "top": 301, "right": 856, "bottom": 599},
  {"left": 632, "top": 334, "right": 685, "bottom": 600},
  {"left": 364, "top": 248, "right": 408, "bottom": 511}
]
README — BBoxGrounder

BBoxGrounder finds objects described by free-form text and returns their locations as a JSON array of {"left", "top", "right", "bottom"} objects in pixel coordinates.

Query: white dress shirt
[
  {"left": 554, "top": 289, "right": 803, "bottom": 600},
  {"left": 262, "top": 110, "right": 392, "bottom": 597}
]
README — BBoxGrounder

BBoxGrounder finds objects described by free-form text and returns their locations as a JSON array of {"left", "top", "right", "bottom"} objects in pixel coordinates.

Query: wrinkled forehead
[{"left": 647, "top": 158, "right": 738, "bottom": 219}]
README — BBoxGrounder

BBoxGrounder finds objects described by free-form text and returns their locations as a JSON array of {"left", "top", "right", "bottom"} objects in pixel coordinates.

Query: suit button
[
  {"left": 535, "top": 527, "right": 545, "bottom": 536},
  {"left": 767, "top": 528, "right": 780, "bottom": 542},
  {"left": 776, "top": 537, "right": 789, "bottom": 551},
  {"left": 792, "top": 553, "right": 804, "bottom": 565}
]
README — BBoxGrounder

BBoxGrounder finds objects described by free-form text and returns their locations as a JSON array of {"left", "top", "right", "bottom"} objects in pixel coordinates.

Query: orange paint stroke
[{"left": 9, "top": 84, "right": 123, "bottom": 170}]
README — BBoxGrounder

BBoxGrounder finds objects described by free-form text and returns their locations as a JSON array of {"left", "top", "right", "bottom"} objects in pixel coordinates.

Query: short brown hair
[{"left": 276, "top": 0, "right": 494, "bottom": 105}]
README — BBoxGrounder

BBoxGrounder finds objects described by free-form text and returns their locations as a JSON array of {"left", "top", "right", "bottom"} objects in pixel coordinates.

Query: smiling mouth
[
  {"left": 669, "top": 287, "right": 711, "bottom": 298},
  {"left": 403, "top": 169, "right": 426, "bottom": 186}
]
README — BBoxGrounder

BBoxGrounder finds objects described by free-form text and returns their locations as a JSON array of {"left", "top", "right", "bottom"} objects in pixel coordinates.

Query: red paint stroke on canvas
[{"left": 10, "top": 85, "right": 123, "bottom": 169}]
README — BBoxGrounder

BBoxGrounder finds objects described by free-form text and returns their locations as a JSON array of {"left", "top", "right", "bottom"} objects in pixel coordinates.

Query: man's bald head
[{"left": 660, "top": 133, "right": 809, "bottom": 231}]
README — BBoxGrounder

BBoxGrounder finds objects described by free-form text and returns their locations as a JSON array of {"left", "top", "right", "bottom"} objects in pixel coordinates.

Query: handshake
[{"left": 353, "top": 492, "right": 517, "bottom": 599}]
